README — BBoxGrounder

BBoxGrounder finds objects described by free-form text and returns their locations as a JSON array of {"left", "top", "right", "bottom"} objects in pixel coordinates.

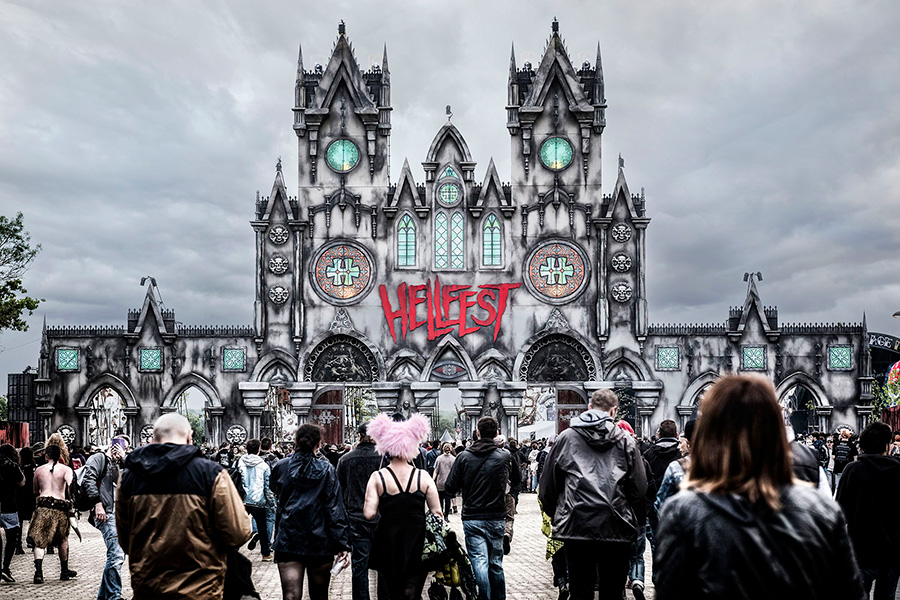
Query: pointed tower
[{"left": 251, "top": 159, "right": 303, "bottom": 355}]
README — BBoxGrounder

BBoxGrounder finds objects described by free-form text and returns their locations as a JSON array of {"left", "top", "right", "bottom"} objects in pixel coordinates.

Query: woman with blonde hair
[
  {"left": 432, "top": 442, "right": 456, "bottom": 522},
  {"left": 654, "top": 374, "right": 865, "bottom": 600},
  {"left": 44, "top": 433, "right": 71, "bottom": 467}
]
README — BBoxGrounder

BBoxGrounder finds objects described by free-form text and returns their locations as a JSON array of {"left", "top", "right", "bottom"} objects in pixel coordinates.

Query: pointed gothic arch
[
  {"left": 515, "top": 332, "right": 599, "bottom": 382},
  {"left": 481, "top": 212, "right": 503, "bottom": 267},
  {"left": 301, "top": 331, "right": 384, "bottom": 383},
  {"left": 161, "top": 373, "right": 223, "bottom": 408},
  {"left": 603, "top": 347, "right": 653, "bottom": 382},
  {"left": 421, "top": 335, "right": 478, "bottom": 382},
  {"left": 251, "top": 350, "right": 299, "bottom": 383},
  {"left": 425, "top": 123, "right": 474, "bottom": 164},
  {"left": 775, "top": 371, "right": 831, "bottom": 407},
  {"left": 679, "top": 371, "right": 721, "bottom": 408},
  {"left": 395, "top": 211, "right": 417, "bottom": 267},
  {"left": 77, "top": 373, "right": 137, "bottom": 408}
]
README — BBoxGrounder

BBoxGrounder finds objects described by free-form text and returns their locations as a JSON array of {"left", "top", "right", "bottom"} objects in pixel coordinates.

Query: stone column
[
  {"left": 676, "top": 406, "right": 694, "bottom": 431},
  {"left": 855, "top": 405, "right": 873, "bottom": 433},
  {"left": 122, "top": 407, "right": 140, "bottom": 445},
  {"left": 372, "top": 382, "right": 403, "bottom": 414},
  {"left": 74, "top": 407, "right": 91, "bottom": 446},
  {"left": 207, "top": 406, "right": 225, "bottom": 445},
  {"left": 239, "top": 382, "right": 269, "bottom": 439},
  {"left": 498, "top": 381, "right": 527, "bottom": 440},
  {"left": 412, "top": 382, "right": 441, "bottom": 436},
  {"left": 814, "top": 405, "right": 833, "bottom": 433},
  {"left": 458, "top": 382, "right": 488, "bottom": 440},
  {"left": 36, "top": 407, "right": 53, "bottom": 443},
  {"left": 285, "top": 382, "right": 316, "bottom": 425},
  {"left": 633, "top": 381, "right": 663, "bottom": 437}
]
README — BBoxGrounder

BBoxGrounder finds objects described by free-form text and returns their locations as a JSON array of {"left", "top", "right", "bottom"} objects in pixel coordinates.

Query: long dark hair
[
  {"left": 688, "top": 374, "right": 793, "bottom": 510},
  {"left": 0, "top": 444, "right": 19, "bottom": 465}
]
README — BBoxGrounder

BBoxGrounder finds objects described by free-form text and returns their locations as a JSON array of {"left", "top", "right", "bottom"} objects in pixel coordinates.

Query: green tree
[
  {"left": 185, "top": 411, "right": 206, "bottom": 446},
  {"left": 0, "top": 212, "right": 42, "bottom": 332},
  {"left": 0, "top": 395, "right": 7, "bottom": 421}
]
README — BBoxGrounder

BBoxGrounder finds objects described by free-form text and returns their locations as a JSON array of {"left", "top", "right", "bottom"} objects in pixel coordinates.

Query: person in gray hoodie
[
  {"left": 238, "top": 438, "right": 272, "bottom": 560},
  {"left": 82, "top": 436, "right": 126, "bottom": 600},
  {"left": 538, "top": 389, "right": 647, "bottom": 600}
]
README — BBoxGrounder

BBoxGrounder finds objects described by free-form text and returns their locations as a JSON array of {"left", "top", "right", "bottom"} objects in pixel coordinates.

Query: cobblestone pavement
[{"left": 0, "top": 494, "right": 655, "bottom": 599}]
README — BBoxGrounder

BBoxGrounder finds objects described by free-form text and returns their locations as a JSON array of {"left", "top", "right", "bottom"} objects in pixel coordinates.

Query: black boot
[
  {"left": 33, "top": 559, "right": 43, "bottom": 584},
  {"left": 60, "top": 558, "right": 77, "bottom": 581}
]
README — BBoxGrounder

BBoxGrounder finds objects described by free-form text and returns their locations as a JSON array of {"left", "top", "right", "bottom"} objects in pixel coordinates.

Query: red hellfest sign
[{"left": 379, "top": 278, "right": 521, "bottom": 342}]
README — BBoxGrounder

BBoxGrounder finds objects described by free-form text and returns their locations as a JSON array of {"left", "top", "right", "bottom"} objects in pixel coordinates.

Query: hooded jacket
[
  {"left": 237, "top": 453, "right": 270, "bottom": 506},
  {"left": 655, "top": 485, "right": 865, "bottom": 600},
  {"left": 117, "top": 443, "right": 251, "bottom": 600},
  {"left": 444, "top": 438, "right": 512, "bottom": 521},
  {"left": 538, "top": 409, "right": 647, "bottom": 542},
  {"left": 270, "top": 451, "right": 351, "bottom": 556},
  {"left": 836, "top": 453, "right": 900, "bottom": 567},
  {"left": 643, "top": 437, "right": 682, "bottom": 484}
]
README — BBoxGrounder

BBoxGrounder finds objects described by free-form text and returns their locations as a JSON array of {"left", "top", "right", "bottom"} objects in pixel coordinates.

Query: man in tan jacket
[{"left": 117, "top": 413, "right": 251, "bottom": 599}]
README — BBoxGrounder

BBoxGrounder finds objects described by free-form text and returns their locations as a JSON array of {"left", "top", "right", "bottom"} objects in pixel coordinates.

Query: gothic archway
[
  {"left": 517, "top": 334, "right": 597, "bottom": 383},
  {"left": 304, "top": 334, "right": 380, "bottom": 382}
]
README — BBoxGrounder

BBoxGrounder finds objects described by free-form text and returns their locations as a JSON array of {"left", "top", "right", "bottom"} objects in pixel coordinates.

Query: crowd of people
[{"left": 0, "top": 373, "right": 897, "bottom": 599}]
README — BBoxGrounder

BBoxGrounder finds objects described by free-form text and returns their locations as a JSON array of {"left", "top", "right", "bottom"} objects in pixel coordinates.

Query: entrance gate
[
  {"left": 311, "top": 390, "right": 344, "bottom": 446},
  {"left": 556, "top": 388, "right": 587, "bottom": 433}
]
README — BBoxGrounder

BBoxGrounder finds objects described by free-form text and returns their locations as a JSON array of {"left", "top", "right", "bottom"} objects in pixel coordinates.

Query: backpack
[{"left": 71, "top": 454, "right": 108, "bottom": 512}]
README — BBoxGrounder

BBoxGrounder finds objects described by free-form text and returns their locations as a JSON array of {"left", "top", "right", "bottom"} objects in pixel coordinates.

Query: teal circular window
[
  {"left": 325, "top": 139, "right": 360, "bottom": 172},
  {"left": 539, "top": 137, "right": 574, "bottom": 171},
  {"left": 438, "top": 183, "right": 460, "bottom": 205}
]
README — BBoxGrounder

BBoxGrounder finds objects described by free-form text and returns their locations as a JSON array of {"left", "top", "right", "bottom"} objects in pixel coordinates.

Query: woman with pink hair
[{"left": 363, "top": 412, "right": 443, "bottom": 600}]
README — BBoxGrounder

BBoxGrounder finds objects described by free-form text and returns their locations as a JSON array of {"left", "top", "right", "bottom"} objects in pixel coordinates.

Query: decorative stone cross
[
  {"left": 326, "top": 258, "right": 360, "bottom": 286},
  {"left": 540, "top": 256, "right": 575, "bottom": 285}
]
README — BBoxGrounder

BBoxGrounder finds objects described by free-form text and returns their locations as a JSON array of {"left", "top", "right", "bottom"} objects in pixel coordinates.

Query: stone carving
[
  {"left": 268, "top": 225, "right": 290, "bottom": 245},
  {"left": 139, "top": 424, "right": 154, "bottom": 446},
  {"left": 611, "top": 253, "right": 632, "bottom": 272},
  {"left": 268, "top": 255, "right": 289, "bottom": 275},
  {"left": 520, "top": 334, "right": 595, "bottom": 382},
  {"left": 306, "top": 335, "right": 378, "bottom": 382},
  {"left": 329, "top": 308, "right": 354, "bottom": 331},
  {"left": 57, "top": 424, "right": 76, "bottom": 447},
  {"left": 268, "top": 286, "right": 289, "bottom": 304},
  {"left": 543, "top": 308, "right": 570, "bottom": 331},
  {"left": 226, "top": 424, "right": 248, "bottom": 445},
  {"left": 611, "top": 283, "right": 633, "bottom": 303},
  {"left": 611, "top": 224, "right": 632, "bottom": 243}
]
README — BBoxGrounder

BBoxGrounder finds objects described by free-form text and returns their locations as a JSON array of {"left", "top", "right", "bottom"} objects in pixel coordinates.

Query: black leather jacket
[
  {"left": 538, "top": 409, "right": 647, "bottom": 543},
  {"left": 270, "top": 452, "right": 350, "bottom": 556},
  {"left": 336, "top": 441, "right": 382, "bottom": 521},
  {"left": 654, "top": 485, "right": 865, "bottom": 600},
  {"left": 444, "top": 439, "right": 512, "bottom": 521}
]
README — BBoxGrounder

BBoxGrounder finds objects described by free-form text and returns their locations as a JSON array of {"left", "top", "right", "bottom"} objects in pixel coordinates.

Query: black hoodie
[
  {"left": 836, "top": 453, "right": 900, "bottom": 567},
  {"left": 444, "top": 438, "right": 512, "bottom": 521}
]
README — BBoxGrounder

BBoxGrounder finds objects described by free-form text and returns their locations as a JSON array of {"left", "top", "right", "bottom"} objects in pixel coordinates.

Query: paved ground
[{"left": 0, "top": 494, "right": 653, "bottom": 600}]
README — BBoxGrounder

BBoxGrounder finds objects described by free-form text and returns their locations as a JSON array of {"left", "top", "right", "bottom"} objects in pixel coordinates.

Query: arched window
[
  {"left": 482, "top": 214, "right": 501, "bottom": 266},
  {"left": 450, "top": 211, "right": 465, "bottom": 269},
  {"left": 434, "top": 211, "right": 465, "bottom": 270},
  {"left": 435, "top": 212, "right": 449, "bottom": 268},
  {"left": 397, "top": 214, "right": 416, "bottom": 266}
]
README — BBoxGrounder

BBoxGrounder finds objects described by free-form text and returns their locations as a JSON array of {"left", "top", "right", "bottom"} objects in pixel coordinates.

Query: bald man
[{"left": 117, "top": 414, "right": 251, "bottom": 599}]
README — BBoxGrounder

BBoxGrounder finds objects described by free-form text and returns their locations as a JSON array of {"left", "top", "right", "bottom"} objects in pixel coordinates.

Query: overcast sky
[{"left": 1, "top": 0, "right": 899, "bottom": 380}]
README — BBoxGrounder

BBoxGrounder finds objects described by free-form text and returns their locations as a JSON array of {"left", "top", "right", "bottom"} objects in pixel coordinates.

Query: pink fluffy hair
[{"left": 367, "top": 413, "right": 430, "bottom": 461}]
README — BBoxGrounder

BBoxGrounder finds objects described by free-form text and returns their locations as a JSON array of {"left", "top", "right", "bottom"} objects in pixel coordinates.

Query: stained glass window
[
  {"left": 325, "top": 139, "right": 360, "bottom": 172},
  {"left": 223, "top": 347, "right": 246, "bottom": 372},
  {"left": 828, "top": 345, "right": 853, "bottom": 370},
  {"left": 539, "top": 137, "right": 574, "bottom": 170},
  {"left": 656, "top": 347, "right": 680, "bottom": 370},
  {"left": 438, "top": 183, "right": 460, "bottom": 206},
  {"left": 482, "top": 214, "right": 501, "bottom": 266},
  {"left": 434, "top": 212, "right": 449, "bottom": 269},
  {"left": 56, "top": 348, "right": 78, "bottom": 371},
  {"left": 450, "top": 212, "right": 465, "bottom": 269},
  {"left": 140, "top": 347, "right": 163, "bottom": 371},
  {"left": 440, "top": 166, "right": 460, "bottom": 179},
  {"left": 397, "top": 214, "right": 416, "bottom": 267},
  {"left": 741, "top": 346, "right": 766, "bottom": 370}
]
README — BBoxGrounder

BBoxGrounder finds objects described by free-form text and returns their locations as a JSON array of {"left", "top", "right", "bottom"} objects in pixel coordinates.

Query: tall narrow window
[
  {"left": 450, "top": 212, "right": 465, "bottom": 269},
  {"left": 397, "top": 214, "right": 416, "bottom": 266},
  {"left": 435, "top": 212, "right": 449, "bottom": 268},
  {"left": 482, "top": 214, "right": 501, "bottom": 266}
]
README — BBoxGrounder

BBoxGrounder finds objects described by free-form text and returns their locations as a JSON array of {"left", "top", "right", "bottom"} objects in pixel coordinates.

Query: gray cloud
[{"left": 1, "top": 0, "right": 899, "bottom": 376}]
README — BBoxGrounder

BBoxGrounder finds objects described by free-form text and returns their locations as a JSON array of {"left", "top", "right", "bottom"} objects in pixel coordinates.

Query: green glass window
[
  {"left": 438, "top": 183, "right": 460, "bottom": 205},
  {"left": 434, "top": 212, "right": 449, "bottom": 269},
  {"left": 656, "top": 347, "right": 680, "bottom": 370},
  {"left": 325, "top": 139, "right": 360, "bottom": 172},
  {"left": 741, "top": 346, "right": 766, "bottom": 370},
  {"left": 539, "top": 137, "right": 574, "bottom": 170},
  {"left": 482, "top": 214, "right": 501, "bottom": 266},
  {"left": 223, "top": 348, "right": 246, "bottom": 372},
  {"left": 140, "top": 347, "right": 163, "bottom": 371},
  {"left": 828, "top": 345, "right": 853, "bottom": 370},
  {"left": 450, "top": 212, "right": 465, "bottom": 269},
  {"left": 397, "top": 214, "right": 416, "bottom": 267},
  {"left": 440, "top": 166, "right": 460, "bottom": 179},
  {"left": 56, "top": 348, "right": 78, "bottom": 371}
]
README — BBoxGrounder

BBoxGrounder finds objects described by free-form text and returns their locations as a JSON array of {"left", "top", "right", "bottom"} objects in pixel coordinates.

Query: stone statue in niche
[
  {"left": 481, "top": 398, "right": 503, "bottom": 427},
  {"left": 528, "top": 343, "right": 589, "bottom": 382}
]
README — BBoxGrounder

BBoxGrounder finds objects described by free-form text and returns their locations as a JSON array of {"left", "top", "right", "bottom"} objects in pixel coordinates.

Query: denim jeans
[
  {"left": 245, "top": 504, "right": 271, "bottom": 556},
  {"left": 860, "top": 565, "right": 900, "bottom": 600},
  {"left": 95, "top": 513, "right": 124, "bottom": 600},
  {"left": 266, "top": 503, "right": 275, "bottom": 545},
  {"left": 463, "top": 519, "right": 506, "bottom": 600},
  {"left": 628, "top": 520, "right": 646, "bottom": 585},
  {"left": 348, "top": 519, "right": 376, "bottom": 600}
]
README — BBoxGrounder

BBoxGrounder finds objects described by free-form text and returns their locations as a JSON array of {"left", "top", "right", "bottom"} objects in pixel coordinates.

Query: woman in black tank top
[{"left": 364, "top": 413, "right": 443, "bottom": 600}]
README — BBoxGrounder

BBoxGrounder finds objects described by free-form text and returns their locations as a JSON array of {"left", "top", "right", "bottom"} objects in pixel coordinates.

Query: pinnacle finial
[
  {"left": 618, "top": 153, "right": 624, "bottom": 170},
  {"left": 552, "top": 17, "right": 559, "bottom": 33},
  {"left": 276, "top": 156, "right": 282, "bottom": 172},
  {"left": 446, "top": 105, "right": 453, "bottom": 122},
  {"left": 338, "top": 20, "right": 346, "bottom": 35}
]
